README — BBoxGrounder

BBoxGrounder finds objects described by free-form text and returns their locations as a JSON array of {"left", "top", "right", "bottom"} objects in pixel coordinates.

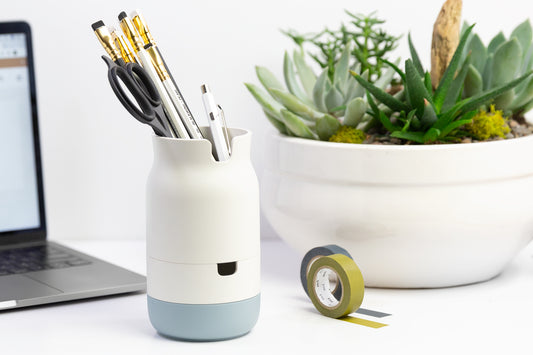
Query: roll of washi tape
[
  {"left": 306, "top": 253, "right": 364, "bottom": 319},
  {"left": 300, "top": 245, "right": 353, "bottom": 298}
]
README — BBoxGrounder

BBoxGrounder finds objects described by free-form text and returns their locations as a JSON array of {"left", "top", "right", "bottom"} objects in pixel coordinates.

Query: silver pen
[{"left": 201, "top": 84, "right": 231, "bottom": 161}]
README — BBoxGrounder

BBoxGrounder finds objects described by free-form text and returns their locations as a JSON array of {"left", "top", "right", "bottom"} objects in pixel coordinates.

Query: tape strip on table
[
  {"left": 339, "top": 316, "right": 388, "bottom": 328},
  {"left": 355, "top": 308, "right": 391, "bottom": 318}
]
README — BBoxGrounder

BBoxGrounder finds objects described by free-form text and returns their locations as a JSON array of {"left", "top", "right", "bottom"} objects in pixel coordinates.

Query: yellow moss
[
  {"left": 329, "top": 126, "right": 366, "bottom": 144},
  {"left": 466, "top": 105, "right": 510, "bottom": 141}
]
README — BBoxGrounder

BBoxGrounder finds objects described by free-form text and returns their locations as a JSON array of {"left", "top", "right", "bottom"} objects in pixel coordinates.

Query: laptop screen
[{"left": 0, "top": 32, "right": 41, "bottom": 234}]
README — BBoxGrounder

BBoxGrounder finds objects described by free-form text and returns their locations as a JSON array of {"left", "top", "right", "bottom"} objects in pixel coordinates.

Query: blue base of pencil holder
[{"left": 147, "top": 294, "right": 260, "bottom": 341}]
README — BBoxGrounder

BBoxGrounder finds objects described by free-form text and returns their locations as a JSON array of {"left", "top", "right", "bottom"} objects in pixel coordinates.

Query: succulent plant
[
  {"left": 283, "top": 11, "right": 400, "bottom": 83},
  {"left": 461, "top": 19, "right": 533, "bottom": 118},
  {"left": 353, "top": 25, "right": 533, "bottom": 144},
  {"left": 245, "top": 42, "right": 397, "bottom": 141}
]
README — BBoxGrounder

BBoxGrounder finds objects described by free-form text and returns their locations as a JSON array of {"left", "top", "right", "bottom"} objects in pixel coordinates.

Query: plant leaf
[
  {"left": 510, "top": 75, "right": 533, "bottom": 110},
  {"left": 522, "top": 46, "right": 533, "bottom": 74},
  {"left": 325, "top": 86, "right": 344, "bottom": 112},
  {"left": 492, "top": 38, "right": 523, "bottom": 87},
  {"left": 408, "top": 33, "right": 424, "bottom": 76},
  {"left": 456, "top": 70, "right": 533, "bottom": 114},
  {"left": 313, "top": 68, "right": 329, "bottom": 112},
  {"left": 401, "top": 110, "right": 417, "bottom": 132},
  {"left": 420, "top": 99, "right": 438, "bottom": 127},
  {"left": 330, "top": 105, "right": 346, "bottom": 113},
  {"left": 390, "top": 131, "right": 425, "bottom": 143},
  {"left": 343, "top": 97, "right": 367, "bottom": 127},
  {"left": 378, "top": 111, "right": 401, "bottom": 132},
  {"left": 482, "top": 53, "right": 493, "bottom": 90},
  {"left": 405, "top": 59, "right": 434, "bottom": 115},
  {"left": 280, "top": 109, "right": 317, "bottom": 139},
  {"left": 352, "top": 71, "right": 409, "bottom": 112},
  {"left": 510, "top": 19, "right": 532, "bottom": 60},
  {"left": 244, "top": 83, "right": 284, "bottom": 119},
  {"left": 460, "top": 20, "right": 470, "bottom": 37},
  {"left": 380, "top": 58, "right": 406, "bottom": 82},
  {"left": 293, "top": 49, "right": 317, "bottom": 98},
  {"left": 360, "top": 90, "right": 406, "bottom": 131},
  {"left": 423, "top": 128, "right": 441, "bottom": 143},
  {"left": 366, "top": 92, "right": 380, "bottom": 116},
  {"left": 424, "top": 72, "right": 432, "bottom": 93},
  {"left": 432, "top": 102, "right": 462, "bottom": 132},
  {"left": 459, "top": 20, "right": 473, "bottom": 63},
  {"left": 359, "top": 88, "right": 402, "bottom": 132},
  {"left": 333, "top": 43, "right": 351, "bottom": 87},
  {"left": 442, "top": 55, "right": 472, "bottom": 111},
  {"left": 344, "top": 63, "right": 361, "bottom": 93},
  {"left": 522, "top": 97, "right": 533, "bottom": 112},
  {"left": 284, "top": 51, "right": 313, "bottom": 104},
  {"left": 464, "top": 64, "right": 483, "bottom": 98},
  {"left": 434, "top": 25, "right": 475, "bottom": 112},
  {"left": 516, "top": 46, "right": 533, "bottom": 93},
  {"left": 269, "top": 88, "right": 324, "bottom": 121},
  {"left": 345, "top": 69, "right": 368, "bottom": 102},
  {"left": 343, "top": 77, "right": 359, "bottom": 103},
  {"left": 316, "top": 114, "right": 341, "bottom": 141},
  {"left": 487, "top": 32, "right": 506, "bottom": 54},
  {"left": 440, "top": 116, "right": 475, "bottom": 138},
  {"left": 374, "top": 58, "right": 401, "bottom": 90},
  {"left": 468, "top": 34, "right": 487, "bottom": 75},
  {"left": 263, "top": 110, "right": 288, "bottom": 134},
  {"left": 491, "top": 38, "right": 523, "bottom": 109},
  {"left": 256, "top": 66, "right": 285, "bottom": 93}
]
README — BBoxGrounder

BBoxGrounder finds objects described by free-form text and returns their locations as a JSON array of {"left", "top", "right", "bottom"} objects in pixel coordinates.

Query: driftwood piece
[{"left": 431, "top": 0, "right": 463, "bottom": 89}]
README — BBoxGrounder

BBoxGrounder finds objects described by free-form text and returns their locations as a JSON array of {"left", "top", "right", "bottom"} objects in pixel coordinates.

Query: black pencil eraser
[
  {"left": 91, "top": 20, "right": 105, "bottom": 31},
  {"left": 118, "top": 11, "right": 127, "bottom": 21}
]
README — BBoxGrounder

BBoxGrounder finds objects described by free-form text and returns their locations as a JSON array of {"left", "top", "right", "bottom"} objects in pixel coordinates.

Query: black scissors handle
[
  {"left": 102, "top": 56, "right": 173, "bottom": 137},
  {"left": 126, "top": 60, "right": 160, "bottom": 107}
]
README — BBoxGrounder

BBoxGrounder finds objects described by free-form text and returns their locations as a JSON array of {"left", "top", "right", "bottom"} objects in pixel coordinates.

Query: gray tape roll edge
[{"left": 300, "top": 244, "right": 353, "bottom": 298}]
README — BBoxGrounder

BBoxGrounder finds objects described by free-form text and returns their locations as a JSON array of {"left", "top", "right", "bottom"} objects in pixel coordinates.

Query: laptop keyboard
[{"left": 0, "top": 245, "right": 91, "bottom": 276}]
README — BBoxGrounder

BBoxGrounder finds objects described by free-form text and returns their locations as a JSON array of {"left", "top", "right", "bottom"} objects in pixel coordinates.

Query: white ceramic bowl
[{"left": 262, "top": 133, "right": 533, "bottom": 288}]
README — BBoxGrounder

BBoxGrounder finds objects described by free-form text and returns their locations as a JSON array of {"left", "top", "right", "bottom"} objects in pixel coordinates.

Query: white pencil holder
[{"left": 146, "top": 128, "right": 260, "bottom": 341}]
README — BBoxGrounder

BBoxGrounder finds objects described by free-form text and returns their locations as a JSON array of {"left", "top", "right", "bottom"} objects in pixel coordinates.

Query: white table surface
[{"left": 1, "top": 238, "right": 533, "bottom": 354}]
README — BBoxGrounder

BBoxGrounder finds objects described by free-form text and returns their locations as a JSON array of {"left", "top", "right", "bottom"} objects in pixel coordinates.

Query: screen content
[{"left": 0, "top": 32, "right": 40, "bottom": 233}]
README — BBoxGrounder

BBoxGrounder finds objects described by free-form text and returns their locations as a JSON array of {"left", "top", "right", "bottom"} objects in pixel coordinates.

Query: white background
[{"left": 1, "top": 0, "right": 530, "bottom": 240}]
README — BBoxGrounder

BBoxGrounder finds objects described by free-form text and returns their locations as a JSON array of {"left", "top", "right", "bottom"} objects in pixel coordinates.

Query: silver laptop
[{"left": 0, "top": 21, "right": 146, "bottom": 310}]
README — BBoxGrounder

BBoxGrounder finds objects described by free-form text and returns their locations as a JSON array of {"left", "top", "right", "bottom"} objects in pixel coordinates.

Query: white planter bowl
[{"left": 262, "top": 133, "right": 533, "bottom": 288}]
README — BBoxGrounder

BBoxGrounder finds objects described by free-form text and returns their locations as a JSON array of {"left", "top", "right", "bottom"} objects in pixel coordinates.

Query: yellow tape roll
[{"left": 307, "top": 254, "right": 365, "bottom": 319}]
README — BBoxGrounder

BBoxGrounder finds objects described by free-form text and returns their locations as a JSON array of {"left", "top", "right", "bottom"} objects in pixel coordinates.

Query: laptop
[{"left": 0, "top": 21, "right": 146, "bottom": 310}]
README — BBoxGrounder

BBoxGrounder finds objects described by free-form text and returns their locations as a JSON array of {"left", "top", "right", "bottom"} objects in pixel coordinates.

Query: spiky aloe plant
[
  {"left": 353, "top": 25, "right": 533, "bottom": 144},
  {"left": 245, "top": 43, "right": 397, "bottom": 141},
  {"left": 462, "top": 20, "right": 533, "bottom": 118}
]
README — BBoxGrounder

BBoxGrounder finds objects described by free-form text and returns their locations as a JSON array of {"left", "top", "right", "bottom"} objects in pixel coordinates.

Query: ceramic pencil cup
[{"left": 146, "top": 128, "right": 260, "bottom": 341}]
